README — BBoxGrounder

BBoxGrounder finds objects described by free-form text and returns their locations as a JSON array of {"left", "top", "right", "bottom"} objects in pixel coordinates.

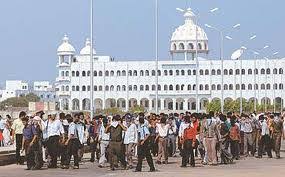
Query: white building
[
  {"left": 56, "top": 8, "right": 285, "bottom": 112},
  {"left": 0, "top": 80, "right": 29, "bottom": 102}
]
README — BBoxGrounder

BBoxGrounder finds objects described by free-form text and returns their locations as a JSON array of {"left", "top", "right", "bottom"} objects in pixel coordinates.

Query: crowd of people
[
  {"left": 0, "top": 115, "right": 13, "bottom": 147},
  {"left": 2, "top": 110, "right": 285, "bottom": 171}
]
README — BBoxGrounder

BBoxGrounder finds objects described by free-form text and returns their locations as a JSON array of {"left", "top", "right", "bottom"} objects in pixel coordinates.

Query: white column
[
  {"left": 173, "top": 98, "right": 176, "bottom": 111},
  {"left": 183, "top": 99, "right": 188, "bottom": 111},
  {"left": 161, "top": 98, "right": 165, "bottom": 111}
]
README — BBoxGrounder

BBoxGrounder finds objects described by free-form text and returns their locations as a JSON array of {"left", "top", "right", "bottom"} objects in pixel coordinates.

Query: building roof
[
  {"left": 80, "top": 38, "right": 96, "bottom": 56},
  {"left": 57, "top": 34, "right": 76, "bottom": 55}
]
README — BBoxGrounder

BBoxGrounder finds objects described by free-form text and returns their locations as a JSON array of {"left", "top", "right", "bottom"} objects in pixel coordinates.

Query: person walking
[
  {"left": 98, "top": 117, "right": 110, "bottom": 168},
  {"left": 156, "top": 116, "right": 170, "bottom": 164},
  {"left": 269, "top": 114, "right": 283, "bottom": 159},
  {"left": 135, "top": 116, "right": 155, "bottom": 172},
  {"left": 11, "top": 111, "right": 26, "bottom": 164},
  {"left": 256, "top": 115, "right": 272, "bottom": 158}
]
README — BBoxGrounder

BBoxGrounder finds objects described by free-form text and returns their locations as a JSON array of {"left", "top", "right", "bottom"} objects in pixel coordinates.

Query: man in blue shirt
[{"left": 135, "top": 115, "right": 155, "bottom": 172}]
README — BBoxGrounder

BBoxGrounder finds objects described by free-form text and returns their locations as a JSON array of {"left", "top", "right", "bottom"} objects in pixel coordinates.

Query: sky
[{"left": 0, "top": 0, "right": 284, "bottom": 85}]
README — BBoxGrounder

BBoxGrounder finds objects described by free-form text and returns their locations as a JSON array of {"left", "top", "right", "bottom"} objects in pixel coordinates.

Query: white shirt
[
  {"left": 240, "top": 120, "right": 253, "bottom": 133},
  {"left": 261, "top": 121, "right": 270, "bottom": 136},
  {"left": 178, "top": 121, "right": 189, "bottom": 137},
  {"left": 124, "top": 123, "right": 138, "bottom": 144},
  {"left": 168, "top": 120, "right": 177, "bottom": 135},
  {"left": 99, "top": 125, "right": 110, "bottom": 141},
  {"left": 156, "top": 123, "right": 170, "bottom": 137},
  {"left": 47, "top": 119, "right": 64, "bottom": 138}
]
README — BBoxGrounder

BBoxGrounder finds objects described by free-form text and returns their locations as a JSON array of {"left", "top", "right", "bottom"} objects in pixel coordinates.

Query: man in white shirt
[
  {"left": 98, "top": 117, "right": 110, "bottom": 168},
  {"left": 240, "top": 115, "right": 253, "bottom": 156},
  {"left": 256, "top": 115, "right": 272, "bottom": 158},
  {"left": 46, "top": 114, "right": 64, "bottom": 168},
  {"left": 167, "top": 117, "right": 177, "bottom": 157},
  {"left": 156, "top": 115, "right": 170, "bottom": 164},
  {"left": 123, "top": 116, "right": 137, "bottom": 169}
]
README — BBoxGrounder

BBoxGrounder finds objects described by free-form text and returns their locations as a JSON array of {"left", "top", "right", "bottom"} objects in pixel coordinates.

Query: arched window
[
  {"left": 99, "top": 71, "right": 103, "bottom": 76},
  {"left": 140, "top": 70, "right": 144, "bottom": 76},
  {"left": 164, "top": 85, "right": 168, "bottom": 91},
  {"left": 169, "top": 85, "right": 173, "bottom": 90},
  {"left": 248, "top": 84, "right": 253, "bottom": 90},
  {"left": 117, "top": 70, "right": 121, "bottom": 76},
  {"left": 158, "top": 85, "right": 161, "bottom": 90},
  {"left": 72, "top": 86, "right": 75, "bottom": 91},
  {"left": 94, "top": 86, "right": 97, "bottom": 91},
  {"left": 199, "top": 84, "right": 203, "bottom": 90},
  {"left": 279, "top": 68, "right": 283, "bottom": 74},
  {"left": 241, "top": 69, "right": 245, "bottom": 75},
  {"left": 133, "top": 85, "right": 137, "bottom": 91},
  {"left": 187, "top": 70, "right": 191, "bottom": 75},
  {"left": 192, "top": 84, "right": 196, "bottom": 90},
  {"left": 110, "top": 85, "right": 114, "bottom": 91},
  {"left": 105, "top": 71, "right": 109, "bottom": 76},
  {"left": 187, "top": 84, "right": 191, "bottom": 90},
  {"left": 105, "top": 85, "right": 109, "bottom": 91},
  {"left": 65, "top": 71, "right": 69, "bottom": 77},
  {"left": 151, "top": 70, "right": 156, "bottom": 76},
  {"left": 261, "top": 84, "right": 265, "bottom": 90},
  {"left": 140, "top": 85, "right": 144, "bottom": 91},
  {"left": 128, "top": 70, "right": 132, "bottom": 76},
  {"left": 241, "top": 84, "right": 246, "bottom": 90},
  {"left": 145, "top": 85, "right": 149, "bottom": 91},
  {"left": 176, "top": 84, "right": 180, "bottom": 91},
  {"left": 198, "top": 43, "right": 202, "bottom": 50},
  {"left": 181, "top": 70, "right": 185, "bottom": 75},
  {"left": 117, "top": 85, "right": 121, "bottom": 91},
  {"left": 133, "top": 70, "right": 137, "bottom": 76},
  {"left": 157, "top": 70, "right": 161, "bottom": 76},
  {"left": 181, "top": 84, "right": 185, "bottom": 90},
  {"left": 254, "top": 84, "right": 258, "bottom": 90},
  {"left": 217, "top": 84, "right": 221, "bottom": 90},
  {"left": 128, "top": 85, "right": 132, "bottom": 91},
  {"left": 87, "top": 71, "right": 90, "bottom": 76},
  {"left": 61, "top": 71, "right": 64, "bottom": 77},
  {"left": 193, "top": 70, "right": 196, "bottom": 75},
  {"left": 211, "top": 84, "right": 216, "bottom": 90},
  {"left": 152, "top": 85, "right": 156, "bottom": 91},
  {"left": 82, "top": 71, "right": 86, "bottom": 77},
  {"left": 176, "top": 70, "right": 180, "bottom": 76},
  {"left": 122, "top": 85, "right": 126, "bottom": 91},
  {"left": 229, "top": 69, "right": 233, "bottom": 75},
  {"left": 217, "top": 69, "right": 221, "bottom": 75},
  {"left": 229, "top": 84, "right": 233, "bottom": 90},
  {"left": 199, "top": 69, "right": 204, "bottom": 75},
  {"left": 266, "top": 68, "right": 270, "bottom": 74},
  {"left": 99, "top": 86, "right": 103, "bottom": 91},
  {"left": 110, "top": 70, "right": 114, "bottom": 76},
  {"left": 87, "top": 85, "right": 90, "bottom": 91},
  {"left": 66, "top": 86, "right": 69, "bottom": 91},
  {"left": 274, "top": 83, "right": 278, "bottom": 90},
  {"left": 211, "top": 69, "right": 216, "bottom": 75},
  {"left": 188, "top": 43, "right": 194, "bottom": 49},
  {"left": 205, "top": 69, "right": 209, "bottom": 75},
  {"left": 248, "top": 69, "right": 252, "bottom": 75},
  {"left": 82, "top": 86, "right": 86, "bottom": 91},
  {"left": 279, "top": 83, "right": 283, "bottom": 89},
  {"left": 205, "top": 84, "right": 209, "bottom": 90},
  {"left": 94, "top": 71, "right": 97, "bottom": 76},
  {"left": 172, "top": 43, "right": 177, "bottom": 50},
  {"left": 236, "top": 84, "right": 240, "bottom": 90},
  {"left": 122, "top": 70, "right": 126, "bottom": 76},
  {"left": 169, "top": 70, "right": 173, "bottom": 76},
  {"left": 164, "top": 70, "right": 168, "bottom": 76},
  {"left": 76, "top": 71, "right": 80, "bottom": 77},
  {"left": 76, "top": 86, "right": 80, "bottom": 91},
  {"left": 224, "top": 84, "right": 228, "bottom": 90},
  {"left": 235, "top": 69, "right": 240, "bottom": 75},
  {"left": 145, "top": 70, "right": 149, "bottom": 76},
  {"left": 261, "top": 69, "right": 265, "bottom": 74},
  {"left": 179, "top": 43, "right": 185, "bottom": 50},
  {"left": 273, "top": 68, "right": 278, "bottom": 74},
  {"left": 224, "top": 69, "right": 228, "bottom": 75},
  {"left": 72, "top": 71, "right": 75, "bottom": 77},
  {"left": 266, "top": 84, "right": 270, "bottom": 89},
  {"left": 254, "top": 69, "right": 258, "bottom": 74}
]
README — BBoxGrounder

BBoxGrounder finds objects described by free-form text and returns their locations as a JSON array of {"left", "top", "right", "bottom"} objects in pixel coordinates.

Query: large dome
[
  {"left": 57, "top": 34, "right": 76, "bottom": 55},
  {"left": 170, "top": 8, "right": 209, "bottom": 56},
  {"left": 80, "top": 38, "right": 96, "bottom": 56}
]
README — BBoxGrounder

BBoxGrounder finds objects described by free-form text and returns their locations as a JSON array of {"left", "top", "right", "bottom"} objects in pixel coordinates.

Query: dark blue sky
[{"left": 0, "top": 0, "right": 284, "bottom": 84}]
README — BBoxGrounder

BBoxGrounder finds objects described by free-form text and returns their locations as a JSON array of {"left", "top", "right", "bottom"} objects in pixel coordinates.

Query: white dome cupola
[
  {"left": 80, "top": 38, "right": 96, "bottom": 56},
  {"left": 170, "top": 8, "right": 209, "bottom": 60},
  {"left": 57, "top": 34, "right": 76, "bottom": 55}
]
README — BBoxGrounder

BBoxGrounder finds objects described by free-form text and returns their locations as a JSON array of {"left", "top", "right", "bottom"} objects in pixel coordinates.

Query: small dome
[
  {"left": 57, "top": 34, "right": 76, "bottom": 55},
  {"left": 80, "top": 38, "right": 96, "bottom": 55},
  {"left": 171, "top": 8, "right": 208, "bottom": 42}
]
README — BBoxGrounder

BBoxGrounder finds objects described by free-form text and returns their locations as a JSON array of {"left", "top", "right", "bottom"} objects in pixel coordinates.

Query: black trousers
[
  {"left": 15, "top": 134, "right": 23, "bottom": 164},
  {"left": 258, "top": 135, "right": 272, "bottom": 157},
  {"left": 230, "top": 140, "right": 239, "bottom": 159},
  {"left": 47, "top": 135, "right": 60, "bottom": 167},
  {"left": 136, "top": 142, "right": 155, "bottom": 171},
  {"left": 90, "top": 140, "right": 100, "bottom": 161},
  {"left": 66, "top": 139, "right": 80, "bottom": 167},
  {"left": 181, "top": 139, "right": 195, "bottom": 167}
]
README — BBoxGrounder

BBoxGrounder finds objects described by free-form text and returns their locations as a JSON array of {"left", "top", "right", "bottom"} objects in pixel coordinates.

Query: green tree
[
  {"left": 0, "top": 93, "right": 40, "bottom": 110},
  {"left": 206, "top": 99, "right": 221, "bottom": 113}
]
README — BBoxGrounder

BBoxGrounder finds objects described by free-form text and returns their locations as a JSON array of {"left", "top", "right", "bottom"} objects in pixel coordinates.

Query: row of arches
[
  {"left": 66, "top": 83, "right": 285, "bottom": 92},
  {"left": 171, "top": 42, "right": 208, "bottom": 51}
]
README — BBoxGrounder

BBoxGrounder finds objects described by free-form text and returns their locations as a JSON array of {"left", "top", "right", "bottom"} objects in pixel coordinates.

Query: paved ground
[{"left": 0, "top": 152, "right": 285, "bottom": 177}]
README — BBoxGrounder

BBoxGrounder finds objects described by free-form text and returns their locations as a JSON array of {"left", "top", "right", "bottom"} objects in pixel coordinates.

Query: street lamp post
[
  {"left": 155, "top": 0, "right": 159, "bottom": 114},
  {"left": 90, "top": 0, "right": 94, "bottom": 120}
]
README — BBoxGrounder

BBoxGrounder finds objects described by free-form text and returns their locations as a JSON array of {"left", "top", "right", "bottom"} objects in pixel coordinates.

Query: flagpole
[
  {"left": 155, "top": 0, "right": 159, "bottom": 114},
  {"left": 90, "top": 0, "right": 94, "bottom": 120}
]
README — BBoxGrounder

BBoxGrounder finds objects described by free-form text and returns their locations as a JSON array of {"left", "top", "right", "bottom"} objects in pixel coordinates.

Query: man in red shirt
[{"left": 180, "top": 114, "right": 198, "bottom": 167}]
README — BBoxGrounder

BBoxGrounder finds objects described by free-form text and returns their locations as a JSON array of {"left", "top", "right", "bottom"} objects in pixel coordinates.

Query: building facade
[{"left": 56, "top": 9, "right": 285, "bottom": 112}]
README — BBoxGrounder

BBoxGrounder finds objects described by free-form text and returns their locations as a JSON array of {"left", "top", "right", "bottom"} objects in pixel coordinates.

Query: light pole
[
  {"left": 205, "top": 23, "right": 240, "bottom": 113},
  {"left": 272, "top": 52, "right": 279, "bottom": 113},
  {"left": 155, "top": 0, "right": 159, "bottom": 114},
  {"left": 90, "top": 0, "right": 94, "bottom": 120}
]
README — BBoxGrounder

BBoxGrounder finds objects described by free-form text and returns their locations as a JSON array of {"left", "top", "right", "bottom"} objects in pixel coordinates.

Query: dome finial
[
  {"left": 63, "top": 34, "right": 69, "bottom": 43},
  {"left": 85, "top": 38, "right": 91, "bottom": 46}
]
